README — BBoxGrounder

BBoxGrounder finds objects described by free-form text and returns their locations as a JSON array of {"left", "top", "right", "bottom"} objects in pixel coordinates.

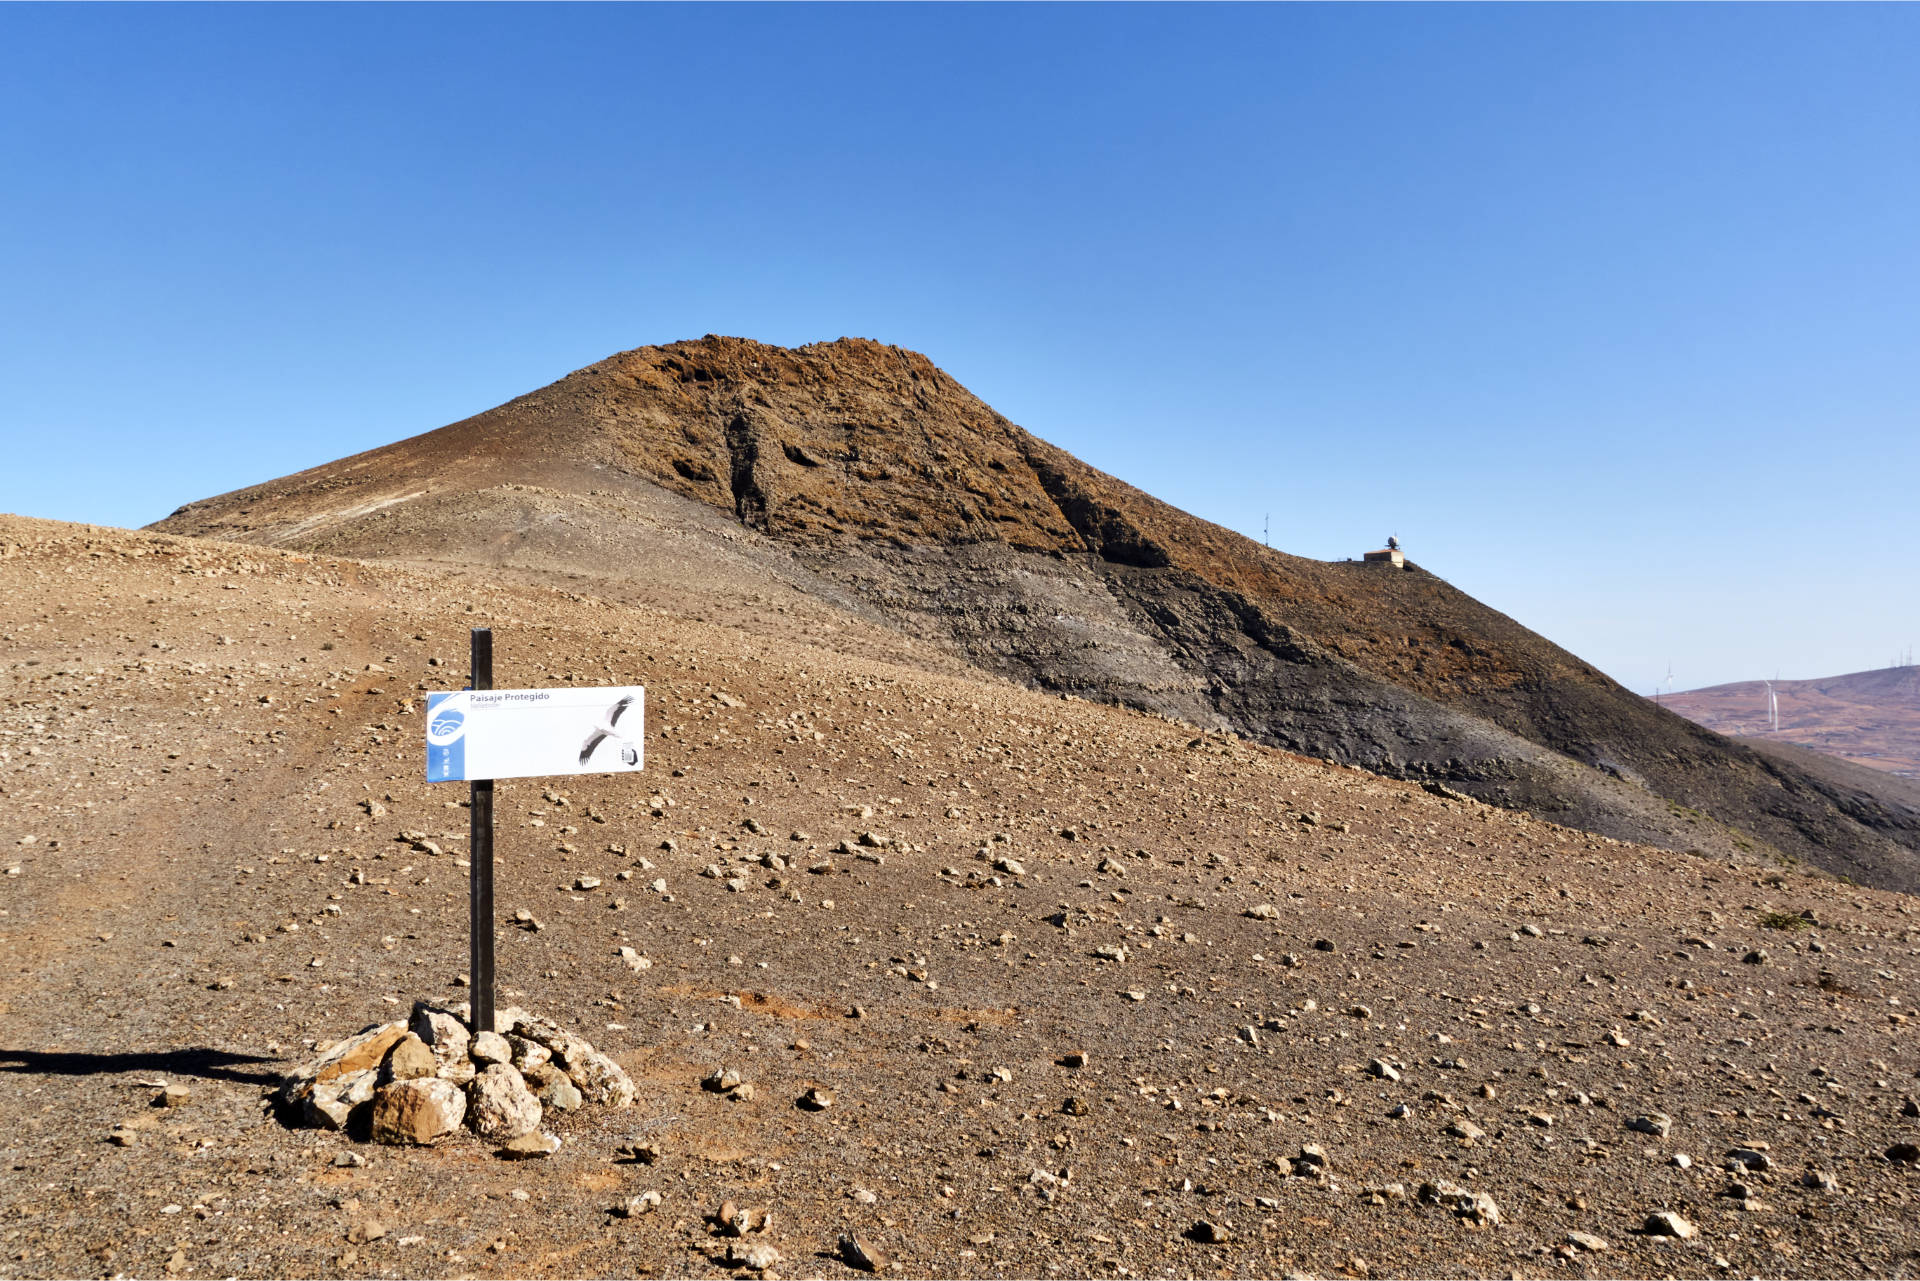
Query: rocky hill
[
  {"left": 1664, "top": 667, "right": 1920, "bottom": 781},
  {"left": 151, "top": 336, "right": 1920, "bottom": 892}
]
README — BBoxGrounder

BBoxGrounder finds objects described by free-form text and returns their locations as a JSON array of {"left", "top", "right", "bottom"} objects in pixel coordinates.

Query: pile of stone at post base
[{"left": 274, "top": 1001, "right": 635, "bottom": 1158}]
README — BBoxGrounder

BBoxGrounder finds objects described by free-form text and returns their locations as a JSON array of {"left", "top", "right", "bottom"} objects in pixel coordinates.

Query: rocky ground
[{"left": 3, "top": 513, "right": 1919, "bottom": 1279}]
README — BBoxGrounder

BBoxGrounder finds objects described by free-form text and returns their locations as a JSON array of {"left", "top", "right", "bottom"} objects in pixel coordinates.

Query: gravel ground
[{"left": 2, "top": 514, "right": 1918, "bottom": 1280}]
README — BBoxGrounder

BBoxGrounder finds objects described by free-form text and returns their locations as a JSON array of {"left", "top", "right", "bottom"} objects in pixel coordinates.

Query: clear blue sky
[{"left": 3, "top": 4, "right": 1915, "bottom": 694}]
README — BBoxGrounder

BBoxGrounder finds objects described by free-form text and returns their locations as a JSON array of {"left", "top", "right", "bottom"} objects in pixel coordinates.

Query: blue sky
[{"left": 3, "top": 4, "right": 1915, "bottom": 694}]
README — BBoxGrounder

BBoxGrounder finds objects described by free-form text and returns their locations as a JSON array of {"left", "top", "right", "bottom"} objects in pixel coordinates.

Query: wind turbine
[{"left": 1762, "top": 678, "right": 1778, "bottom": 733}]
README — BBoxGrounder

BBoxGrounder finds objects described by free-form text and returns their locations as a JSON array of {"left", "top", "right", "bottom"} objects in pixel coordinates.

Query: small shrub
[{"left": 1759, "top": 910, "right": 1810, "bottom": 932}]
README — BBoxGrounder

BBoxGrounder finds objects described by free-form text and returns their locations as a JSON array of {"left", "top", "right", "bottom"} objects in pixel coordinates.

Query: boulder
[
  {"left": 275, "top": 1021, "right": 407, "bottom": 1117},
  {"left": 498, "top": 1130, "right": 561, "bottom": 1159},
  {"left": 545, "top": 1032, "right": 635, "bottom": 1107},
  {"left": 537, "top": 1071, "right": 584, "bottom": 1112},
  {"left": 470, "top": 1030, "right": 512, "bottom": 1065},
  {"left": 408, "top": 1003, "right": 470, "bottom": 1072},
  {"left": 467, "top": 1063, "right": 542, "bottom": 1141},
  {"left": 369, "top": 1077, "right": 466, "bottom": 1145},
  {"left": 382, "top": 1034, "right": 436, "bottom": 1082},
  {"left": 306, "top": 1068, "right": 378, "bottom": 1130}
]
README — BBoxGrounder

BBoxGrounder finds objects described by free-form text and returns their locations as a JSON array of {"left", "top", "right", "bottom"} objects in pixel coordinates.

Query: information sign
[{"left": 425, "top": 686, "right": 645, "bottom": 783}]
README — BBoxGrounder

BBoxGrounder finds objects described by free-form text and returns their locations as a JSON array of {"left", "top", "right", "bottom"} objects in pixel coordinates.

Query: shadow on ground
[{"left": 0, "top": 1047, "right": 282, "bottom": 1085}]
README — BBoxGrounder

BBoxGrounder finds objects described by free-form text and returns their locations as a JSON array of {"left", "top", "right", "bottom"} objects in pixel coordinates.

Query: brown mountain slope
[
  {"left": 1664, "top": 667, "right": 1920, "bottom": 780},
  {"left": 152, "top": 336, "right": 1920, "bottom": 891}
]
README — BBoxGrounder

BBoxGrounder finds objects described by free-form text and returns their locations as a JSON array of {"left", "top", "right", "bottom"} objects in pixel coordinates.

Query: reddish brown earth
[
  {"left": 3, "top": 515, "right": 1919, "bottom": 1281},
  {"left": 1662, "top": 669, "right": 1920, "bottom": 782},
  {"left": 149, "top": 336, "right": 1920, "bottom": 892}
]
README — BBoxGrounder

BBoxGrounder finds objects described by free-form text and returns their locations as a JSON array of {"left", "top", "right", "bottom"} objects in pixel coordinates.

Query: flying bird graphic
[{"left": 579, "top": 694, "right": 640, "bottom": 767}]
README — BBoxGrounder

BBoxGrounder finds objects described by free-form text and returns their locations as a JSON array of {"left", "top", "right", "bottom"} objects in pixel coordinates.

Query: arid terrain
[
  {"left": 147, "top": 338, "right": 1920, "bottom": 895},
  {"left": 1663, "top": 670, "right": 1920, "bottom": 782},
  {"left": 3, "top": 516, "right": 1919, "bottom": 1280},
  {"left": 3, "top": 338, "right": 1919, "bottom": 1279}
]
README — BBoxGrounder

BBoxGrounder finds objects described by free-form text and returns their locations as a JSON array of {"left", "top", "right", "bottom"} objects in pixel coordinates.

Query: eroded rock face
[
  {"left": 369, "top": 1077, "right": 466, "bottom": 1145},
  {"left": 466, "top": 1063, "right": 542, "bottom": 1141}
]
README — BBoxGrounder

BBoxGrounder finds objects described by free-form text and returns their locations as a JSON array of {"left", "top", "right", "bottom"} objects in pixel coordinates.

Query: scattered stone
[
  {"left": 1726, "top": 1147, "right": 1773, "bottom": 1172},
  {"left": 1886, "top": 1142, "right": 1920, "bottom": 1164},
  {"left": 1445, "top": 1120, "right": 1485, "bottom": 1141},
  {"left": 1368, "top": 1059, "right": 1399, "bottom": 1082},
  {"left": 1245, "top": 904, "right": 1277, "bottom": 920},
  {"left": 1566, "top": 1231, "right": 1609, "bottom": 1253},
  {"left": 1186, "top": 1220, "right": 1231, "bottom": 1245},
  {"left": 1058, "top": 1051, "right": 1088, "bottom": 1069},
  {"left": 729, "top": 1242, "right": 782, "bottom": 1272},
  {"left": 1627, "top": 1113, "right": 1672, "bottom": 1137},
  {"left": 1644, "top": 1211, "right": 1696, "bottom": 1239},
  {"left": 799, "top": 1086, "right": 835, "bottom": 1111},
  {"left": 615, "top": 1190, "right": 663, "bottom": 1217},
  {"left": 498, "top": 1130, "right": 561, "bottom": 1159},
  {"left": 839, "top": 1234, "right": 890, "bottom": 1272},
  {"left": 1459, "top": 1192, "right": 1502, "bottom": 1228},
  {"left": 156, "top": 1083, "right": 191, "bottom": 1108}
]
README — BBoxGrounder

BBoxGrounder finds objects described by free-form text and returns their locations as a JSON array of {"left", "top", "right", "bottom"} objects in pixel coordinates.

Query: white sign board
[{"left": 425, "top": 686, "right": 644, "bottom": 783}]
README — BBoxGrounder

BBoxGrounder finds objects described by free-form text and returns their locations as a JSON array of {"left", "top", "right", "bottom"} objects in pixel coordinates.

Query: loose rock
[{"left": 369, "top": 1077, "right": 467, "bottom": 1145}]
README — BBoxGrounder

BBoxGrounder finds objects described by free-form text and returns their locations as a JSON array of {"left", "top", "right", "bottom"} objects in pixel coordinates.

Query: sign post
[
  {"left": 426, "top": 629, "right": 645, "bottom": 1036},
  {"left": 469, "top": 628, "right": 496, "bottom": 1034}
]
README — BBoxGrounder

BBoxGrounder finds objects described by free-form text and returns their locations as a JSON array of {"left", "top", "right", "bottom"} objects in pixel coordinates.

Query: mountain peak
[{"left": 150, "top": 339, "right": 1920, "bottom": 892}]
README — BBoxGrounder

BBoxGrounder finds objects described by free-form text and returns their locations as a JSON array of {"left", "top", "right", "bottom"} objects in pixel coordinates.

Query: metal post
[{"left": 469, "top": 628, "right": 496, "bottom": 1034}]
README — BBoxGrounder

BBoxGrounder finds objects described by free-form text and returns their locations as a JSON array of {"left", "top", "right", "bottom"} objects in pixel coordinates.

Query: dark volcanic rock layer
[{"left": 152, "top": 336, "right": 1920, "bottom": 890}]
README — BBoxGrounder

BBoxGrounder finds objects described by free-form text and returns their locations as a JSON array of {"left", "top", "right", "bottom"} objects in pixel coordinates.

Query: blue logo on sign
[{"left": 425, "top": 691, "right": 469, "bottom": 782}]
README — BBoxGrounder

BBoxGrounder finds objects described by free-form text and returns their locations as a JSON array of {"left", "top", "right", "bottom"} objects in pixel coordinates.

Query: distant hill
[
  {"left": 1662, "top": 666, "right": 1920, "bottom": 780},
  {"left": 150, "top": 335, "right": 1920, "bottom": 891}
]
